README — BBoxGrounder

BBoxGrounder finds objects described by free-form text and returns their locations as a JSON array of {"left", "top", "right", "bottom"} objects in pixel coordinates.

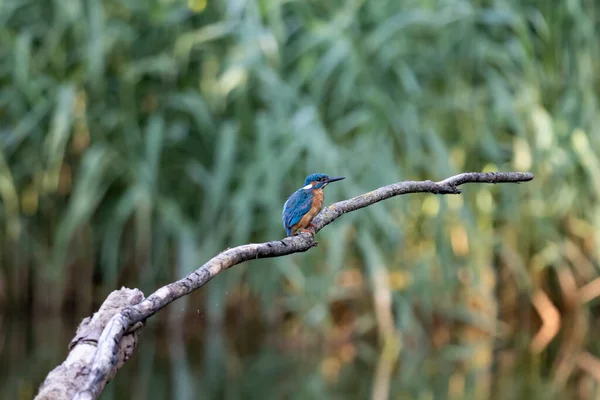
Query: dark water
[
  {"left": 1, "top": 306, "right": 578, "bottom": 400},
  {"left": 1, "top": 313, "right": 78, "bottom": 399},
  {"left": 0, "top": 308, "right": 374, "bottom": 400}
]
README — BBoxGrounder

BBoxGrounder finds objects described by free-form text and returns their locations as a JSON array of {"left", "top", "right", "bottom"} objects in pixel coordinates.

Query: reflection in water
[
  {"left": 0, "top": 313, "right": 79, "bottom": 399},
  {"left": 0, "top": 308, "right": 373, "bottom": 400},
  {"left": 0, "top": 304, "right": 590, "bottom": 400}
]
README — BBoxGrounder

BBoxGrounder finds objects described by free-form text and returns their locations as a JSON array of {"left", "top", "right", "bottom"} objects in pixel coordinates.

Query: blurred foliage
[{"left": 0, "top": 0, "right": 599, "bottom": 399}]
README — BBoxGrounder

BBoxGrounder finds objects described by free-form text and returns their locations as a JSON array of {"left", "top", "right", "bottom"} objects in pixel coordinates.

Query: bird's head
[{"left": 301, "top": 173, "right": 345, "bottom": 190}]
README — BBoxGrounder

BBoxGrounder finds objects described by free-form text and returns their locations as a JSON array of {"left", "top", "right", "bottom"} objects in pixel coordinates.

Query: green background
[{"left": 1, "top": 0, "right": 599, "bottom": 399}]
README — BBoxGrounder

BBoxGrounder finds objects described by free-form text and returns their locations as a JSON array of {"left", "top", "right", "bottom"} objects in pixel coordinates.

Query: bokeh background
[{"left": 1, "top": 0, "right": 600, "bottom": 399}]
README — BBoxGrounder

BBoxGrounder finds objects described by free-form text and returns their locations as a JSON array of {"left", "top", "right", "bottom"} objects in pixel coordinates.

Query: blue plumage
[
  {"left": 282, "top": 173, "right": 345, "bottom": 236},
  {"left": 282, "top": 188, "right": 314, "bottom": 236},
  {"left": 303, "top": 173, "right": 328, "bottom": 187}
]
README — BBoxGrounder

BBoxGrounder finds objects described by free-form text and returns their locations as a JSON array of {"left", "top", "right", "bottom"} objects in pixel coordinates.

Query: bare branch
[
  {"left": 53, "top": 171, "right": 533, "bottom": 400},
  {"left": 35, "top": 289, "right": 145, "bottom": 400}
]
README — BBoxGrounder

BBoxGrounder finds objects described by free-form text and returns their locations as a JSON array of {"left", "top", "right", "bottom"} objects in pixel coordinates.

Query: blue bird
[{"left": 282, "top": 173, "right": 345, "bottom": 236}]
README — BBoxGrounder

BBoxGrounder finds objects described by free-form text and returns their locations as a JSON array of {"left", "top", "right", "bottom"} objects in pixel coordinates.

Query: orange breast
[{"left": 291, "top": 189, "right": 324, "bottom": 234}]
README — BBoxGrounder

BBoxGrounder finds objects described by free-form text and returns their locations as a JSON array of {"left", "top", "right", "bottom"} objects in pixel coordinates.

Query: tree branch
[
  {"left": 35, "top": 289, "right": 145, "bottom": 399},
  {"left": 36, "top": 171, "right": 533, "bottom": 400}
]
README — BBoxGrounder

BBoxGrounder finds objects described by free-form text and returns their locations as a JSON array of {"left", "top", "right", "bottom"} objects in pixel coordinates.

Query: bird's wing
[{"left": 282, "top": 189, "right": 314, "bottom": 230}]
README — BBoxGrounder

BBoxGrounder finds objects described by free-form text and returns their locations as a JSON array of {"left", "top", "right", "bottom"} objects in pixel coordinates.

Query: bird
[{"left": 282, "top": 173, "right": 345, "bottom": 236}]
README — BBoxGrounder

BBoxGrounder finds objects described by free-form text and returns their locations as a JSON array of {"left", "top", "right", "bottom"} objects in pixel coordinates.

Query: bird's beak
[{"left": 326, "top": 176, "right": 345, "bottom": 183}]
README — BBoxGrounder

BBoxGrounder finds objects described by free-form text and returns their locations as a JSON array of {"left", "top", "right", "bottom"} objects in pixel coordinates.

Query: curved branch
[{"left": 65, "top": 171, "right": 532, "bottom": 400}]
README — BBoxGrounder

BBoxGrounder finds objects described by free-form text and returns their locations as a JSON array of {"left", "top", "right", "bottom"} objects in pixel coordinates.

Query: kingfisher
[{"left": 282, "top": 173, "right": 345, "bottom": 236}]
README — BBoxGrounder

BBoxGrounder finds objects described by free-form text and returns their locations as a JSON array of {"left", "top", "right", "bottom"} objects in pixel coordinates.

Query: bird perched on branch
[{"left": 282, "top": 173, "right": 345, "bottom": 236}]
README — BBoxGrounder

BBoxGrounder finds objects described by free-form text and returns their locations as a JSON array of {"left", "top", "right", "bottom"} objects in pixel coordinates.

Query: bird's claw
[{"left": 298, "top": 223, "right": 317, "bottom": 236}]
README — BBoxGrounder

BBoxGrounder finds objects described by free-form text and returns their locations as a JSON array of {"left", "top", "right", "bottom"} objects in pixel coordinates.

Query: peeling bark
[{"left": 35, "top": 289, "right": 145, "bottom": 400}]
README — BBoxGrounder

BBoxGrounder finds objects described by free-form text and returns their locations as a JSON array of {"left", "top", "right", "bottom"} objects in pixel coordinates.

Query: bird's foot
[
  {"left": 308, "top": 222, "right": 317, "bottom": 230},
  {"left": 299, "top": 228, "right": 314, "bottom": 235}
]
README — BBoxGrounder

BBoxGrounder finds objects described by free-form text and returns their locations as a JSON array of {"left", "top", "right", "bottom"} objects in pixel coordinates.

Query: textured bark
[
  {"left": 35, "top": 171, "right": 533, "bottom": 399},
  {"left": 35, "top": 289, "right": 145, "bottom": 400}
]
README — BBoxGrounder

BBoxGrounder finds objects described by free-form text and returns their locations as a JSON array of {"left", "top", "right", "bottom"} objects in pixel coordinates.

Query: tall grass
[{"left": 1, "top": 0, "right": 599, "bottom": 398}]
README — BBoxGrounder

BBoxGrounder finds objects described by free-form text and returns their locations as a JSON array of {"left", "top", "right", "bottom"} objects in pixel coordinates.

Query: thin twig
[{"left": 69, "top": 171, "right": 533, "bottom": 400}]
